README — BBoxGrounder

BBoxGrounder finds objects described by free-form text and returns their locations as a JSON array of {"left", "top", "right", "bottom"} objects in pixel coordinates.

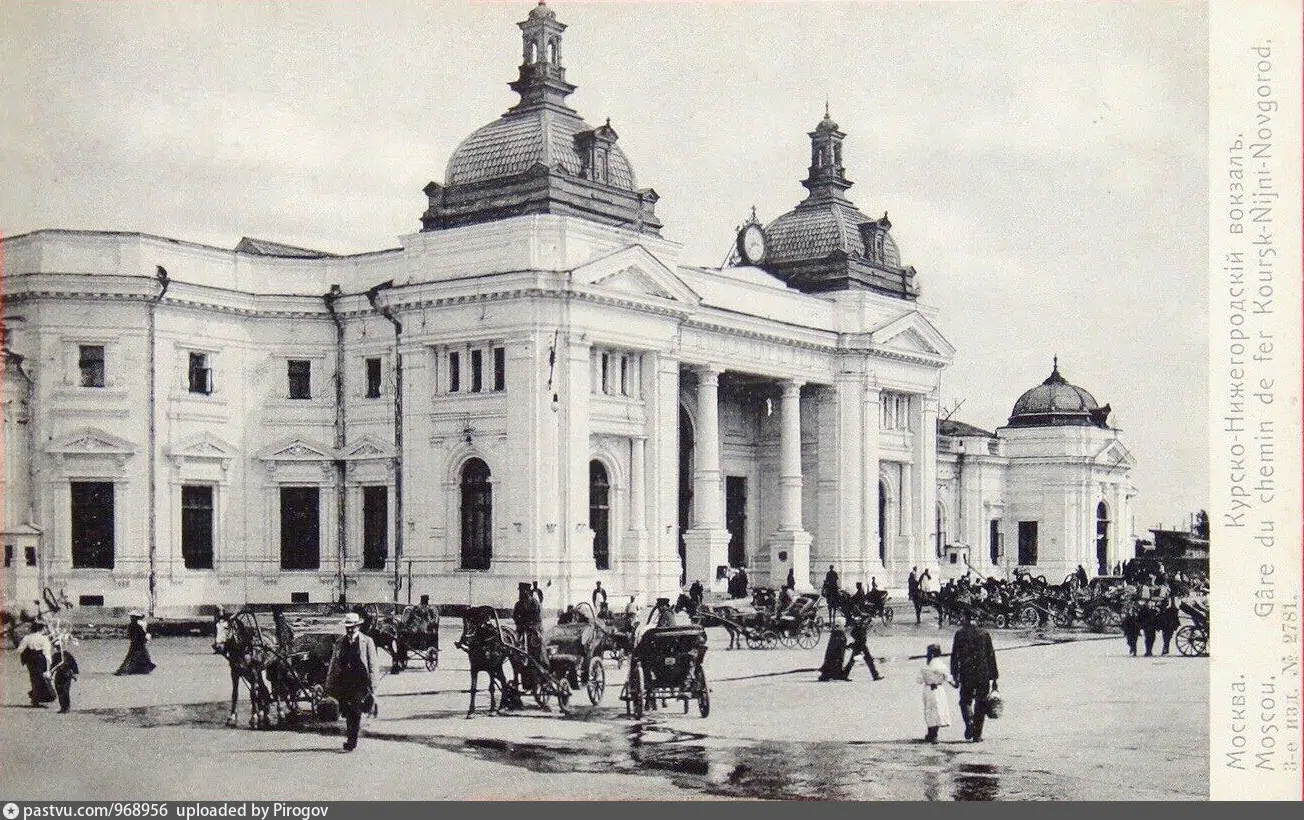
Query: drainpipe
[
  {"left": 147, "top": 265, "right": 170, "bottom": 617},
  {"left": 365, "top": 281, "right": 402, "bottom": 604},
  {"left": 324, "top": 285, "right": 348, "bottom": 603}
]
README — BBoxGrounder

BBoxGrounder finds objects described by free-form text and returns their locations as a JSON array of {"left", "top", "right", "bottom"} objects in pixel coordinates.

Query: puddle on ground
[{"left": 85, "top": 700, "right": 1063, "bottom": 800}]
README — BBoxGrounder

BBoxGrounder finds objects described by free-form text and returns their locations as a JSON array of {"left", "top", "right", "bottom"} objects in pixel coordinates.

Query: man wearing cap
[
  {"left": 513, "top": 582, "right": 544, "bottom": 670},
  {"left": 950, "top": 612, "right": 999, "bottom": 742},
  {"left": 326, "top": 612, "right": 379, "bottom": 752}
]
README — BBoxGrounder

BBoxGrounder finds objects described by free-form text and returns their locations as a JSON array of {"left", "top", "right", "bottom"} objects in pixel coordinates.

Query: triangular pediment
[
  {"left": 47, "top": 427, "right": 136, "bottom": 455},
  {"left": 870, "top": 311, "right": 956, "bottom": 360},
  {"left": 340, "top": 435, "right": 394, "bottom": 461},
  {"left": 1094, "top": 440, "right": 1136, "bottom": 468},
  {"left": 167, "top": 432, "right": 237, "bottom": 461},
  {"left": 257, "top": 437, "right": 335, "bottom": 462},
  {"left": 572, "top": 245, "right": 700, "bottom": 305}
]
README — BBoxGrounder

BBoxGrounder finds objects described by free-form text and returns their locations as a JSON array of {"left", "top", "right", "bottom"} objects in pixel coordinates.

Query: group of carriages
[{"left": 695, "top": 588, "right": 824, "bottom": 650}]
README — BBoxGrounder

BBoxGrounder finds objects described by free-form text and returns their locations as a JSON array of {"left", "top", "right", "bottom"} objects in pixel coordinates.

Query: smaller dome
[
  {"left": 527, "top": 1, "right": 555, "bottom": 22},
  {"left": 1007, "top": 360, "right": 1110, "bottom": 428}
]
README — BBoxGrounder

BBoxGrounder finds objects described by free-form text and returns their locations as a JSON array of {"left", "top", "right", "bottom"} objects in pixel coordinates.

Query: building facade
[{"left": 0, "top": 3, "right": 1135, "bottom": 614}]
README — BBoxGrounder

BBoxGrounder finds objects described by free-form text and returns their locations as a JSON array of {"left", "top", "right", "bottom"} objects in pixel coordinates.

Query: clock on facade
[{"left": 736, "top": 223, "right": 768, "bottom": 265}]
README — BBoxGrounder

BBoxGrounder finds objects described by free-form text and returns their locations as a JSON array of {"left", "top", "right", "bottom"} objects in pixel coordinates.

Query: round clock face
[{"left": 739, "top": 224, "right": 767, "bottom": 264}]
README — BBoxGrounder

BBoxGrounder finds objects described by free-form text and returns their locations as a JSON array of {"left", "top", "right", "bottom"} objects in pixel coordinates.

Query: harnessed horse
[
  {"left": 454, "top": 606, "right": 522, "bottom": 717},
  {"left": 213, "top": 611, "right": 280, "bottom": 728},
  {"left": 2, "top": 587, "right": 72, "bottom": 648}
]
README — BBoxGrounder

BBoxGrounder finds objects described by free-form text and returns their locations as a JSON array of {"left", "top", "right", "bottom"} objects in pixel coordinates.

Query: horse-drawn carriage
[
  {"left": 1175, "top": 601, "right": 1209, "bottom": 657},
  {"left": 215, "top": 608, "right": 340, "bottom": 728},
  {"left": 455, "top": 606, "right": 575, "bottom": 715},
  {"left": 545, "top": 615, "right": 607, "bottom": 706},
  {"left": 621, "top": 622, "right": 710, "bottom": 718},
  {"left": 697, "top": 589, "right": 822, "bottom": 649},
  {"left": 361, "top": 602, "right": 440, "bottom": 671},
  {"left": 845, "top": 590, "right": 894, "bottom": 626}
]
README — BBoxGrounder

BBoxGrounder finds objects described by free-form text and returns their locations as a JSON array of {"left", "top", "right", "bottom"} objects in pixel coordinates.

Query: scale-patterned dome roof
[
  {"left": 1007, "top": 360, "right": 1110, "bottom": 428},
  {"left": 764, "top": 201, "right": 900, "bottom": 268},
  {"left": 445, "top": 108, "right": 638, "bottom": 190}
]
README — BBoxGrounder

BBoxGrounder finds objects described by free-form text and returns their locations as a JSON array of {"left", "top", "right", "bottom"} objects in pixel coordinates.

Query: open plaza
[{"left": 1, "top": 618, "right": 1207, "bottom": 801}]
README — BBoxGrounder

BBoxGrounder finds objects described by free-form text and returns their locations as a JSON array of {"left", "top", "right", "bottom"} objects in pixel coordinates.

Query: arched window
[
  {"left": 935, "top": 502, "right": 947, "bottom": 558},
  {"left": 459, "top": 458, "right": 492, "bottom": 570},
  {"left": 878, "top": 481, "right": 888, "bottom": 565},
  {"left": 547, "top": 37, "right": 558, "bottom": 65},
  {"left": 590, "top": 460, "right": 611, "bottom": 570},
  {"left": 527, "top": 42, "right": 538, "bottom": 65},
  {"left": 1095, "top": 502, "right": 1110, "bottom": 576}
]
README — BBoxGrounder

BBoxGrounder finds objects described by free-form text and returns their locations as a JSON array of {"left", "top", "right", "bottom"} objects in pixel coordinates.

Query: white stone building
[{"left": 0, "top": 3, "right": 1134, "bottom": 615}]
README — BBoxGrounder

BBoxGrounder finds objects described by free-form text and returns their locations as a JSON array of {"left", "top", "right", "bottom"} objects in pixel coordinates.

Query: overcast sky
[{"left": 1, "top": 0, "right": 1208, "bottom": 533}]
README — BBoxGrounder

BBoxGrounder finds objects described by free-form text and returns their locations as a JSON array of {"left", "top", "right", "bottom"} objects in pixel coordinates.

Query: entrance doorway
[{"left": 726, "top": 476, "right": 747, "bottom": 567}]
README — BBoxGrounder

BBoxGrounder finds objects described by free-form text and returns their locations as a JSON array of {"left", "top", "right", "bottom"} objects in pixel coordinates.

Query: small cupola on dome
[
  {"left": 754, "top": 107, "right": 919, "bottom": 299},
  {"left": 1006, "top": 358, "right": 1112, "bottom": 428},
  {"left": 420, "top": 2, "right": 662, "bottom": 235}
]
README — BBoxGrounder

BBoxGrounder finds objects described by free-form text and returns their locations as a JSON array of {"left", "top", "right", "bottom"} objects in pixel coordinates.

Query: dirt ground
[{"left": 0, "top": 619, "right": 1207, "bottom": 800}]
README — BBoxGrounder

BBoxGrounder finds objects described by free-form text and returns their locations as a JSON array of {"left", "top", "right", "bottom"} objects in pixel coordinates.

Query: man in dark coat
[
  {"left": 1158, "top": 596, "right": 1181, "bottom": 655},
  {"left": 593, "top": 581, "right": 608, "bottom": 611},
  {"left": 907, "top": 567, "right": 921, "bottom": 624},
  {"left": 950, "top": 613, "right": 999, "bottom": 742},
  {"left": 842, "top": 616, "right": 884, "bottom": 681},
  {"left": 513, "top": 582, "right": 544, "bottom": 671},
  {"left": 51, "top": 635, "right": 80, "bottom": 713},
  {"left": 821, "top": 565, "right": 840, "bottom": 622},
  {"left": 1137, "top": 600, "right": 1159, "bottom": 657},
  {"left": 114, "top": 612, "right": 156, "bottom": 675},
  {"left": 1121, "top": 600, "right": 1141, "bottom": 656},
  {"left": 1075, "top": 564, "right": 1089, "bottom": 588},
  {"left": 531, "top": 581, "right": 544, "bottom": 607},
  {"left": 325, "top": 612, "right": 379, "bottom": 752}
]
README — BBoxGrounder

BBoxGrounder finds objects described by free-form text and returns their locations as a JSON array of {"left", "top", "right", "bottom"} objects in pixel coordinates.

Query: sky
[{"left": 0, "top": 0, "right": 1209, "bottom": 533}]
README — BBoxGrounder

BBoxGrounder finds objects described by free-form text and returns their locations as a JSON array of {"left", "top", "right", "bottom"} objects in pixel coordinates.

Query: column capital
[
  {"left": 781, "top": 379, "right": 805, "bottom": 397},
  {"left": 695, "top": 364, "right": 721, "bottom": 384}
]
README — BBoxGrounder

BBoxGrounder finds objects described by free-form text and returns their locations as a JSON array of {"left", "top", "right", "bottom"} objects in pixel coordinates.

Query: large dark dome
[{"left": 1007, "top": 360, "right": 1111, "bottom": 428}]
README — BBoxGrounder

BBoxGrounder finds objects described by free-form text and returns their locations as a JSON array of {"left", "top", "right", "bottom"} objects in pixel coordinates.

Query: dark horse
[
  {"left": 213, "top": 611, "right": 278, "bottom": 728},
  {"left": 454, "top": 606, "right": 521, "bottom": 717}
]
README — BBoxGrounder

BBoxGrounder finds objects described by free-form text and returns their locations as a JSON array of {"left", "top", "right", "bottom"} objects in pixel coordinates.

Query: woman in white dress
[{"left": 918, "top": 642, "right": 955, "bottom": 743}]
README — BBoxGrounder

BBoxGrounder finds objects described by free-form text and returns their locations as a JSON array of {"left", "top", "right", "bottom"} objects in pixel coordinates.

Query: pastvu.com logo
[{"left": 3, "top": 802, "right": 20, "bottom": 819}]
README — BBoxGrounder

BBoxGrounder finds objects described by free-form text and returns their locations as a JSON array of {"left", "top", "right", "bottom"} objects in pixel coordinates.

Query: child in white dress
[{"left": 918, "top": 643, "right": 955, "bottom": 743}]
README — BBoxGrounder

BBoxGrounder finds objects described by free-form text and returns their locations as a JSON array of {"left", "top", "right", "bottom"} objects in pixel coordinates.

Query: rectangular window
[
  {"left": 290, "top": 592, "right": 310, "bottom": 604},
  {"left": 362, "top": 486, "right": 388, "bottom": 571},
  {"left": 619, "top": 356, "right": 629, "bottom": 396},
  {"left": 493, "top": 347, "right": 506, "bottom": 391},
  {"left": 600, "top": 353, "right": 610, "bottom": 394},
  {"left": 24, "top": 546, "right": 36, "bottom": 567},
  {"left": 78, "top": 345, "right": 106, "bottom": 388},
  {"left": 470, "top": 349, "right": 483, "bottom": 392},
  {"left": 287, "top": 360, "right": 311, "bottom": 400},
  {"left": 188, "top": 352, "right": 212, "bottom": 395},
  {"left": 181, "top": 485, "right": 214, "bottom": 569},
  {"left": 365, "top": 357, "right": 382, "bottom": 399},
  {"left": 279, "top": 486, "right": 320, "bottom": 570},
  {"left": 1017, "top": 520, "right": 1038, "bottom": 566},
  {"left": 449, "top": 351, "right": 461, "bottom": 392},
  {"left": 990, "top": 519, "right": 1001, "bottom": 565},
  {"left": 3, "top": 543, "right": 11, "bottom": 567},
  {"left": 71, "top": 481, "right": 115, "bottom": 569},
  {"left": 78, "top": 594, "right": 104, "bottom": 607}
]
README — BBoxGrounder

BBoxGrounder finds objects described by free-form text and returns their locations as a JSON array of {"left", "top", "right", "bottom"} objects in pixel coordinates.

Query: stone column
[
  {"left": 767, "top": 379, "right": 813, "bottom": 590},
  {"left": 862, "top": 384, "right": 881, "bottom": 571},
  {"left": 649, "top": 353, "right": 681, "bottom": 598},
  {"left": 625, "top": 435, "right": 648, "bottom": 593},
  {"left": 830, "top": 373, "right": 863, "bottom": 579},
  {"left": 682, "top": 366, "right": 729, "bottom": 590},
  {"left": 913, "top": 393, "right": 939, "bottom": 575}
]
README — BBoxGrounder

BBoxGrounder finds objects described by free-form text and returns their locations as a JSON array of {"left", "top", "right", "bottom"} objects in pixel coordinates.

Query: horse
[
  {"left": 696, "top": 603, "right": 744, "bottom": 650},
  {"left": 362, "top": 602, "right": 440, "bottom": 673},
  {"left": 215, "top": 611, "right": 283, "bottom": 729},
  {"left": 454, "top": 606, "right": 520, "bottom": 717}
]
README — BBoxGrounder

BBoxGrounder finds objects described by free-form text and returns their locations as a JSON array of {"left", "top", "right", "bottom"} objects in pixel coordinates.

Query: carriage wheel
[
  {"left": 744, "top": 631, "right": 765, "bottom": 650},
  {"left": 1017, "top": 606, "right": 1040, "bottom": 629},
  {"left": 993, "top": 613, "right": 1008, "bottom": 629},
  {"left": 425, "top": 650, "right": 439, "bottom": 672},
  {"left": 815, "top": 614, "right": 828, "bottom": 633},
  {"left": 796, "top": 625, "right": 820, "bottom": 650},
  {"left": 1174, "top": 625, "right": 1208, "bottom": 657},
  {"left": 587, "top": 658, "right": 606, "bottom": 705},
  {"left": 762, "top": 630, "right": 780, "bottom": 649},
  {"left": 1052, "top": 609, "right": 1073, "bottom": 629},
  {"left": 694, "top": 666, "right": 710, "bottom": 718},
  {"left": 1085, "top": 607, "right": 1108, "bottom": 633},
  {"left": 777, "top": 631, "right": 797, "bottom": 649},
  {"left": 882, "top": 607, "right": 894, "bottom": 625},
  {"left": 629, "top": 663, "right": 645, "bottom": 719}
]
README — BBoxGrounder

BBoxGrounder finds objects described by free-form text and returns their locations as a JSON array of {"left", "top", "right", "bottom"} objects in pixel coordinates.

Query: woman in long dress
[
  {"left": 114, "top": 611, "right": 156, "bottom": 675},
  {"left": 918, "top": 643, "right": 954, "bottom": 743}
]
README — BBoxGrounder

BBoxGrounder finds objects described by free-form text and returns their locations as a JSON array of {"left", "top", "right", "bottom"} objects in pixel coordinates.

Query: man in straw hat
[{"left": 325, "top": 611, "right": 379, "bottom": 752}]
